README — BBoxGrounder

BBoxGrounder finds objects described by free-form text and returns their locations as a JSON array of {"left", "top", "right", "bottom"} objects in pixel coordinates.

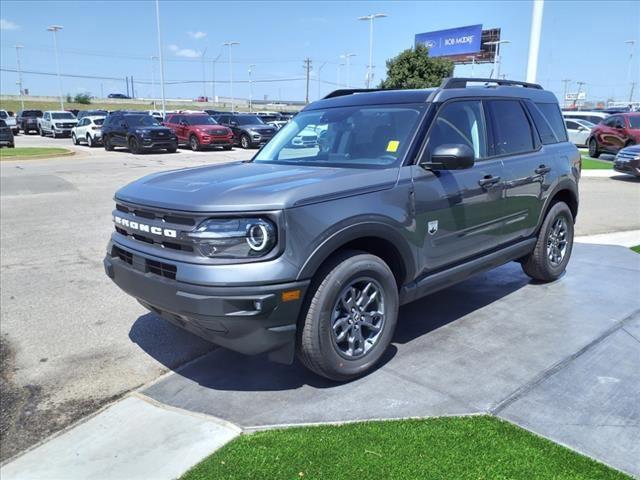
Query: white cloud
[
  {"left": 187, "top": 31, "right": 207, "bottom": 40},
  {"left": 168, "top": 44, "right": 200, "bottom": 58},
  {"left": 0, "top": 18, "right": 20, "bottom": 30}
]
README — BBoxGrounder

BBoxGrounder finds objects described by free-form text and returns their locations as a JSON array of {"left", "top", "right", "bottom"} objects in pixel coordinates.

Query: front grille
[
  {"left": 150, "top": 130, "right": 171, "bottom": 139},
  {"left": 206, "top": 129, "right": 228, "bottom": 136},
  {"left": 146, "top": 259, "right": 176, "bottom": 280},
  {"left": 115, "top": 203, "right": 195, "bottom": 226},
  {"left": 112, "top": 245, "right": 133, "bottom": 265},
  {"left": 60, "top": 122, "right": 75, "bottom": 128}
]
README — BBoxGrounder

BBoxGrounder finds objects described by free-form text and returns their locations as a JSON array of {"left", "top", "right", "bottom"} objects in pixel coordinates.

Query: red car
[
  {"left": 588, "top": 112, "right": 640, "bottom": 158},
  {"left": 164, "top": 113, "right": 234, "bottom": 151}
]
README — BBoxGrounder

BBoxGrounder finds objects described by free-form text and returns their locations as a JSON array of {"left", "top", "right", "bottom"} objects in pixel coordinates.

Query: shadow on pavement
[{"left": 131, "top": 262, "right": 529, "bottom": 392}]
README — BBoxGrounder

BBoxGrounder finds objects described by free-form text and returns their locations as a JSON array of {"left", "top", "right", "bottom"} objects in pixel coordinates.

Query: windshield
[
  {"left": 0, "top": 120, "right": 6, "bottom": 127},
  {"left": 234, "top": 115, "right": 264, "bottom": 125},
  {"left": 254, "top": 104, "right": 425, "bottom": 168},
  {"left": 185, "top": 116, "right": 217, "bottom": 126},
  {"left": 126, "top": 115, "right": 161, "bottom": 127},
  {"left": 628, "top": 116, "right": 640, "bottom": 129},
  {"left": 23, "top": 110, "right": 43, "bottom": 117},
  {"left": 52, "top": 112, "right": 75, "bottom": 119},
  {"left": 0, "top": 111, "right": 7, "bottom": 119}
]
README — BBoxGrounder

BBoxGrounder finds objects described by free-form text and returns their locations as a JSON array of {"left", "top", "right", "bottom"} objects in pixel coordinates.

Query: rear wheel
[
  {"left": 87, "top": 134, "right": 94, "bottom": 147},
  {"left": 521, "top": 201, "right": 574, "bottom": 282},
  {"left": 128, "top": 137, "right": 140, "bottom": 154},
  {"left": 189, "top": 135, "right": 201, "bottom": 151},
  {"left": 240, "top": 134, "right": 251, "bottom": 149},
  {"left": 39, "top": 126, "right": 44, "bottom": 136},
  {"left": 298, "top": 251, "right": 399, "bottom": 381},
  {"left": 588, "top": 138, "right": 600, "bottom": 158},
  {"left": 104, "top": 135, "right": 114, "bottom": 151}
]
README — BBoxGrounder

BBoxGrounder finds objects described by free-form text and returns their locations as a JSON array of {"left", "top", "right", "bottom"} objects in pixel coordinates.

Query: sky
[{"left": 1, "top": 0, "right": 639, "bottom": 105}]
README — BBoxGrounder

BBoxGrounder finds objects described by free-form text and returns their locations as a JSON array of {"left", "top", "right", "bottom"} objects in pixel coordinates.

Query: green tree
[
  {"left": 378, "top": 44, "right": 454, "bottom": 89},
  {"left": 73, "top": 93, "right": 92, "bottom": 105}
]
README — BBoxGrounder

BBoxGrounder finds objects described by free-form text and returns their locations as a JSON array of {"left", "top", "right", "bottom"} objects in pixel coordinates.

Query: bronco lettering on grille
[{"left": 113, "top": 216, "right": 177, "bottom": 238}]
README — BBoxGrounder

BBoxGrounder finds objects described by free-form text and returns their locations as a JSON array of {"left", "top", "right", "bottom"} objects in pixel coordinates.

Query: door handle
[
  {"left": 535, "top": 165, "right": 551, "bottom": 175},
  {"left": 478, "top": 175, "right": 501, "bottom": 188}
]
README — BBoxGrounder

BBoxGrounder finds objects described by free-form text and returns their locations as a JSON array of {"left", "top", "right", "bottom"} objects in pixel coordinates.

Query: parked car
[
  {"left": 104, "top": 77, "right": 580, "bottom": 380},
  {"left": 164, "top": 113, "right": 233, "bottom": 151},
  {"left": 71, "top": 115, "right": 105, "bottom": 147},
  {"left": 565, "top": 118, "right": 594, "bottom": 147},
  {"left": 613, "top": 144, "right": 640, "bottom": 177},
  {"left": 147, "top": 110, "right": 164, "bottom": 122},
  {"left": 0, "top": 119, "right": 15, "bottom": 148},
  {"left": 17, "top": 109, "right": 43, "bottom": 134},
  {"left": 260, "top": 114, "right": 289, "bottom": 130},
  {"left": 108, "top": 93, "right": 131, "bottom": 99},
  {"left": 101, "top": 112, "right": 177, "bottom": 153},
  {"left": 38, "top": 111, "right": 78, "bottom": 138},
  {"left": 204, "top": 109, "right": 225, "bottom": 116},
  {"left": 563, "top": 110, "right": 609, "bottom": 126},
  {"left": 213, "top": 113, "right": 277, "bottom": 149},
  {"left": 291, "top": 125, "right": 319, "bottom": 147},
  {"left": 587, "top": 113, "right": 640, "bottom": 158},
  {"left": 77, "top": 110, "right": 108, "bottom": 120},
  {"left": 0, "top": 110, "right": 18, "bottom": 135},
  {"left": 66, "top": 109, "right": 80, "bottom": 117}
]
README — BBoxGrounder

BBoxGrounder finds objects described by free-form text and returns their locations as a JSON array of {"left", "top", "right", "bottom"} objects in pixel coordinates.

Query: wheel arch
[{"left": 538, "top": 181, "right": 579, "bottom": 232}]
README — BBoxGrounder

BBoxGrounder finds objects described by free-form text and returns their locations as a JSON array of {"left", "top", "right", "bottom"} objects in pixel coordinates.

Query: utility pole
[
  {"left": 337, "top": 61, "right": 344, "bottom": 87},
  {"left": 131, "top": 76, "right": 135, "bottom": 98},
  {"left": 561, "top": 79, "right": 571, "bottom": 108},
  {"left": 223, "top": 41, "right": 240, "bottom": 112},
  {"left": 47, "top": 25, "right": 64, "bottom": 110},
  {"left": 573, "top": 81, "right": 585, "bottom": 109},
  {"left": 248, "top": 64, "right": 256, "bottom": 112},
  {"left": 630, "top": 82, "right": 636, "bottom": 103},
  {"left": 303, "top": 58, "right": 312, "bottom": 104},
  {"left": 155, "top": 0, "right": 167, "bottom": 116},
  {"left": 15, "top": 45, "right": 24, "bottom": 111}
]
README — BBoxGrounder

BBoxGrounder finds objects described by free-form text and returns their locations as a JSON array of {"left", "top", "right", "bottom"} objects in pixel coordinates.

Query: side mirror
[{"left": 421, "top": 144, "right": 475, "bottom": 170}]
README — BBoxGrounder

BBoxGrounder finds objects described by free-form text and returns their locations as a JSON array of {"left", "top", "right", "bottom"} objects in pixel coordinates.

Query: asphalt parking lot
[{"left": 1, "top": 133, "right": 639, "bottom": 467}]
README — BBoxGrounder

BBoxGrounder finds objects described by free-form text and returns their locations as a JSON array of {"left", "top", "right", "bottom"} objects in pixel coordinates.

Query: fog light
[{"left": 254, "top": 299, "right": 263, "bottom": 311}]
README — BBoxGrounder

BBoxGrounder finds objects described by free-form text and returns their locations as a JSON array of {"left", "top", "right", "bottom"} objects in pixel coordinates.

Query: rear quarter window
[
  {"left": 487, "top": 100, "right": 534, "bottom": 156},
  {"left": 535, "top": 103, "right": 568, "bottom": 143}
]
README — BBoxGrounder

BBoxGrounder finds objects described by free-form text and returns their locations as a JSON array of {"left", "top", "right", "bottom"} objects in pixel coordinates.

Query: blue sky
[{"left": 1, "top": 0, "right": 638, "bottom": 104}]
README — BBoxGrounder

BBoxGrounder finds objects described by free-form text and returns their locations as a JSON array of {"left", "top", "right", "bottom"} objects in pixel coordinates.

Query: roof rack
[
  {"left": 323, "top": 88, "right": 383, "bottom": 99},
  {"left": 440, "top": 77, "right": 543, "bottom": 90}
]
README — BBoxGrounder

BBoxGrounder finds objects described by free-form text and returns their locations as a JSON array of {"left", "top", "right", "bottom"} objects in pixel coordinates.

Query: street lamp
[
  {"left": 484, "top": 39, "right": 511, "bottom": 79},
  {"left": 15, "top": 45, "right": 25, "bottom": 111},
  {"left": 317, "top": 62, "right": 327, "bottom": 100},
  {"left": 223, "top": 41, "right": 240, "bottom": 112},
  {"left": 211, "top": 50, "right": 223, "bottom": 102},
  {"left": 154, "top": 0, "right": 167, "bottom": 116},
  {"left": 625, "top": 40, "right": 636, "bottom": 102},
  {"left": 340, "top": 53, "right": 356, "bottom": 88},
  {"left": 248, "top": 64, "right": 256, "bottom": 112},
  {"left": 201, "top": 47, "right": 208, "bottom": 99},
  {"left": 358, "top": 13, "right": 387, "bottom": 88},
  {"left": 150, "top": 56, "right": 158, "bottom": 109},
  {"left": 47, "top": 25, "right": 64, "bottom": 110}
]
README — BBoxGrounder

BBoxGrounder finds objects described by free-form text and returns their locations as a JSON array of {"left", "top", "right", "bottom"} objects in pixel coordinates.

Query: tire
[
  {"left": 39, "top": 127, "right": 44, "bottom": 137},
  {"left": 521, "top": 201, "right": 574, "bottom": 282},
  {"left": 128, "top": 137, "right": 140, "bottom": 154},
  {"left": 166, "top": 146, "right": 177, "bottom": 153},
  {"left": 189, "top": 135, "right": 201, "bottom": 151},
  {"left": 298, "top": 251, "right": 399, "bottom": 381},
  {"left": 223, "top": 145, "right": 232, "bottom": 151},
  {"left": 9, "top": 143, "right": 15, "bottom": 148},
  {"left": 87, "top": 134, "right": 94, "bottom": 147},
  {"left": 240, "top": 134, "right": 251, "bottom": 149},
  {"left": 72, "top": 133, "right": 79, "bottom": 145},
  {"left": 104, "top": 135, "right": 114, "bottom": 151},
  {"left": 588, "top": 138, "right": 600, "bottom": 158}
]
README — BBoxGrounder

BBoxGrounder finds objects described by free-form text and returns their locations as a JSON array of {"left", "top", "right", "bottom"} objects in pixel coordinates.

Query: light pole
[
  {"left": 625, "top": 40, "right": 636, "bottom": 102},
  {"left": 561, "top": 79, "right": 571, "bottom": 108},
  {"left": 211, "top": 50, "right": 223, "bottom": 102},
  {"left": 526, "top": 0, "right": 544, "bottom": 83},
  {"left": 200, "top": 47, "right": 208, "bottom": 99},
  {"left": 150, "top": 56, "right": 158, "bottom": 109},
  {"left": 47, "top": 25, "right": 64, "bottom": 110},
  {"left": 317, "top": 62, "right": 327, "bottom": 99},
  {"left": 484, "top": 39, "right": 511, "bottom": 79},
  {"left": 337, "top": 60, "right": 344, "bottom": 87},
  {"left": 223, "top": 41, "right": 240, "bottom": 112},
  {"left": 341, "top": 53, "right": 356, "bottom": 88},
  {"left": 358, "top": 13, "right": 387, "bottom": 88},
  {"left": 248, "top": 64, "right": 256, "bottom": 112},
  {"left": 154, "top": 0, "right": 167, "bottom": 116},
  {"left": 15, "top": 45, "right": 25, "bottom": 111}
]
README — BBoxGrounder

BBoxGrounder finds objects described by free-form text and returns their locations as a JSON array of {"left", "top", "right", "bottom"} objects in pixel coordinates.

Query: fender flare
[
  {"left": 296, "top": 221, "right": 416, "bottom": 284},
  {"left": 536, "top": 178, "right": 579, "bottom": 232}
]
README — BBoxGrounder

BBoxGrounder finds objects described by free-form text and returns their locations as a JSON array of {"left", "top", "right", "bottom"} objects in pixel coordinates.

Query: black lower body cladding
[{"left": 104, "top": 242, "right": 309, "bottom": 364}]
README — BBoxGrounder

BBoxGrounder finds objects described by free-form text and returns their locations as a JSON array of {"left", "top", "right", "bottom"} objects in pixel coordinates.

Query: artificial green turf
[
  {"left": 0, "top": 147, "right": 71, "bottom": 159},
  {"left": 631, "top": 245, "right": 640, "bottom": 254},
  {"left": 182, "top": 416, "right": 629, "bottom": 480},
  {"left": 581, "top": 156, "right": 613, "bottom": 170}
]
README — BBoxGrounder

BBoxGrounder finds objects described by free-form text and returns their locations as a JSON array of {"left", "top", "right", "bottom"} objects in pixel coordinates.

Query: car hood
[
  {"left": 115, "top": 161, "right": 397, "bottom": 212},
  {"left": 620, "top": 144, "right": 640, "bottom": 154}
]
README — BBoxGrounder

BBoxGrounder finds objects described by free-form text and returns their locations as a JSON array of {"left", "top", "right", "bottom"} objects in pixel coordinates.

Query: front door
[{"left": 412, "top": 99, "right": 505, "bottom": 272}]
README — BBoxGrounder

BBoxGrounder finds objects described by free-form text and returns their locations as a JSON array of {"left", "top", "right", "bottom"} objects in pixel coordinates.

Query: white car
[
  {"left": 564, "top": 118, "right": 594, "bottom": 147},
  {"left": 39, "top": 111, "right": 78, "bottom": 138},
  {"left": 71, "top": 115, "right": 105, "bottom": 147},
  {"left": 562, "top": 111, "right": 608, "bottom": 126},
  {"left": 0, "top": 110, "right": 18, "bottom": 134}
]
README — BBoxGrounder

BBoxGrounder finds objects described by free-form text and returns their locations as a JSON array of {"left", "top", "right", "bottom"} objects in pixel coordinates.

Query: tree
[
  {"left": 74, "top": 93, "right": 92, "bottom": 104},
  {"left": 378, "top": 44, "right": 454, "bottom": 90}
]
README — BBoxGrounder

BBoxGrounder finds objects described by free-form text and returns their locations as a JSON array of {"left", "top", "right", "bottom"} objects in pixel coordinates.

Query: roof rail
[
  {"left": 323, "top": 88, "right": 384, "bottom": 99},
  {"left": 440, "top": 77, "right": 543, "bottom": 90}
]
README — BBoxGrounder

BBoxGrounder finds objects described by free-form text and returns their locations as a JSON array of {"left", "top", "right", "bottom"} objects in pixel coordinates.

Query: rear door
[
  {"left": 565, "top": 120, "right": 585, "bottom": 145},
  {"left": 597, "top": 116, "right": 621, "bottom": 152},
  {"left": 412, "top": 99, "right": 505, "bottom": 271}
]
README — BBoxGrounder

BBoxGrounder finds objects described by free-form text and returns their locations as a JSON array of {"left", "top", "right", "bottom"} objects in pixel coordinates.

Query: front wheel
[
  {"left": 298, "top": 251, "right": 399, "bottom": 381},
  {"left": 588, "top": 138, "right": 600, "bottom": 158},
  {"left": 521, "top": 201, "right": 574, "bottom": 282},
  {"left": 72, "top": 133, "right": 79, "bottom": 145},
  {"left": 87, "top": 134, "right": 94, "bottom": 147},
  {"left": 128, "top": 137, "right": 140, "bottom": 154},
  {"left": 189, "top": 135, "right": 201, "bottom": 151},
  {"left": 39, "top": 127, "right": 44, "bottom": 136},
  {"left": 240, "top": 134, "right": 251, "bottom": 149}
]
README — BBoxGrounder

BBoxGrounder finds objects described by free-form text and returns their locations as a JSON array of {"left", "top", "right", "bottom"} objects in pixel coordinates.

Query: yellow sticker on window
[{"left": 386, "top": 140, "right": 400, "bottom": 153}]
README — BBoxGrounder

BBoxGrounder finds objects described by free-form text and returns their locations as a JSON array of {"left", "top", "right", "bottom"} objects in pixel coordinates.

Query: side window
[
  {"left": 603, "top": 116, "right": 616, "bottom": 127},
  {"left": 565, "top": 120, "right": 579, "bottom": 130},
  {"left": 613, "top": 116, "right": 625, "bottom": 128},
  {"left": 487, "top": 100, "right": 534, "bottom": 156},
  {"left": 426, "top": 100, "right": 487, "bottom": 160},
  {"left": 525, "top": 101, "right": 558, "bottom": 144},
  {"left": 535, "top": 103, "right": 567, "bottom": 143}
]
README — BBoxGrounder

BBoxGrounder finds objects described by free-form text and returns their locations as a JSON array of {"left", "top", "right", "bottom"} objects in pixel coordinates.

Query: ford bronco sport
[{"left": 105, "top": 78, "right": 580, "bottom": 381}]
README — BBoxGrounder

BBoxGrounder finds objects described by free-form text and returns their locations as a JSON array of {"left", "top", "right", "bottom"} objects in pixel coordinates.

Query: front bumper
[
  {"left": 202, "top": 136, "right": 234, "bottom": 147},
  {"left": 141, "top": 138, "right": 178, "bottom": 150},
  {"left": 104, "top": 241, "right": 309, "bottom": 364},
  {"left": 614, "top": 158, "right": 640, "bottom": 177}
]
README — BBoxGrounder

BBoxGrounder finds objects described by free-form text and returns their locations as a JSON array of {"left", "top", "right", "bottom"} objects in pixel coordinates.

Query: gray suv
[{"left": 105, "top": 78, "right": 580, "bottom": 381}]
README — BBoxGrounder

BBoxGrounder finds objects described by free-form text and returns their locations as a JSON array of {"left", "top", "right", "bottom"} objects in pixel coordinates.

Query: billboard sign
[{"left": 415, "top": 24, "right": 483, "bottom": 58}]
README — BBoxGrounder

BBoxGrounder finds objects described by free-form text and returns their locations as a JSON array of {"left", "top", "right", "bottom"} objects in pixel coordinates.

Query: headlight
[
  {"left": 187, "top": 218, "right": 277, "bottom": 258},
  {"left": 136, "top": 129, "right": 151, "bottom": 137}
]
